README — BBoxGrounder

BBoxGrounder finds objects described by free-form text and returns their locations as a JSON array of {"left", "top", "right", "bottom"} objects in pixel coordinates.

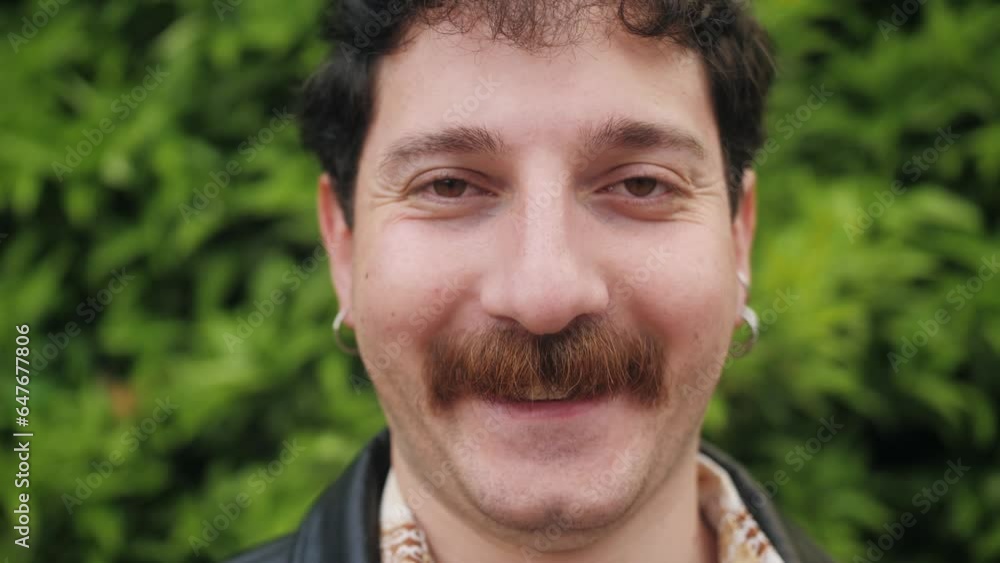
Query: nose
[{"left": 480, "top": 186, "right": 610, "bottom": 335}]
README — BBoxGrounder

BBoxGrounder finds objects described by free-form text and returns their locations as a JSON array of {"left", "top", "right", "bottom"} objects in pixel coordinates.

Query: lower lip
[{"left": 488, "top": 396, "right": 607, "bottom": 420}]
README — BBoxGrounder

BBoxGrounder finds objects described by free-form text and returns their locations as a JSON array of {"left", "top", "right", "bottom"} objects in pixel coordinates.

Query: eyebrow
[
  {"left": 378, "top": 126, "right": 509, "bottom": 178},
  {"left": 581, "top": 115, "right": 707, "bottom": 162},
  {"left": 376, "top": 116, "right": 707, "bottom": 179}
]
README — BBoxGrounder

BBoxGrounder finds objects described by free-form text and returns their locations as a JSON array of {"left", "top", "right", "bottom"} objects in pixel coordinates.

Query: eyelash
[
  {"left": 412, "top": 173, "right": 679, "bottom": 206},
  {"left": 599, "top": 177, "right": 679, "bottom": 206},
  {"left": 412, "top": 172, "right": 494, "bottom": 203}
]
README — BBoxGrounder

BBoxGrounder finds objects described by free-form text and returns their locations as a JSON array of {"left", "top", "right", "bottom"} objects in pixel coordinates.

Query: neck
[{"left": 391, "top": 442, "right": 717, "bottom": 563}]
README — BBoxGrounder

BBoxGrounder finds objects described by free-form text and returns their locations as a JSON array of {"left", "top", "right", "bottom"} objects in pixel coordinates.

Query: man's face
[{"left": 320, "top": 17, "right": 755, "bottom": 542}]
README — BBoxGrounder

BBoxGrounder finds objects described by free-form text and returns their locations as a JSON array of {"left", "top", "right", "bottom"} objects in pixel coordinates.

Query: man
[{"left": 226, "top": 0, "right": 832, "bottom": 561}]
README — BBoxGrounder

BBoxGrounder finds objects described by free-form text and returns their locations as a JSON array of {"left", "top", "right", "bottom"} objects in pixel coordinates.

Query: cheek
[
  {"left": 627, "top": 233, "right": 736, "bottom": 354},
  {"left": 353, "top": 223, "right": 472, "bottom": 380},
  {"left": 629, "top": 245, "right": 735, "bottom": 412}
]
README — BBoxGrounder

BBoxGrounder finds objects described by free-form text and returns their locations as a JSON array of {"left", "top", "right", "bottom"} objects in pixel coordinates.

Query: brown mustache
[{"left": 425, "top": 315, "right": 666, "bottom": 412}]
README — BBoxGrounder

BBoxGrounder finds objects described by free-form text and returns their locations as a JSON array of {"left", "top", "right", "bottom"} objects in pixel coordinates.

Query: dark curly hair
[{"left": 300, "top": 0, "right": 776, "bottom": 229}]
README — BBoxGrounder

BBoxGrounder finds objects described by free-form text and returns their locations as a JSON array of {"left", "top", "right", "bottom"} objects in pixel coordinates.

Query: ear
[
  {"left": 732, "top": 168, "right": 757, "bottom": 317},
  {"left": 317, "top": 173, "right": 355, "bottom": 327}
]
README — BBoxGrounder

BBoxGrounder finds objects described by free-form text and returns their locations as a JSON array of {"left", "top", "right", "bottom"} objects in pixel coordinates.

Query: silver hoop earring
[
  {"left": 730, "top": 272, "right": 758, "bottom": 358},
  {"left": 730, "top": 306, "right": 759, "bottom": 358},
  {"left": 332, "top": 307, "right": 358, "bottom": 355},
  {"left": 737, "top": 271, "right": 750, "bottom": 291}
]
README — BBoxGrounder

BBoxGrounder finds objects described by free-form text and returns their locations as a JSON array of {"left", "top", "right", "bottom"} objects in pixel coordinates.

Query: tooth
[{"left": 525, "top": 386, "right": 570, "bottom": 401}]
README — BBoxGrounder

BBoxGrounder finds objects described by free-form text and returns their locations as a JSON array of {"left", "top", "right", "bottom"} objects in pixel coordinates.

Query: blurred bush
[{"left": 0, "top": 0, "right": 997, "bottom": 562}]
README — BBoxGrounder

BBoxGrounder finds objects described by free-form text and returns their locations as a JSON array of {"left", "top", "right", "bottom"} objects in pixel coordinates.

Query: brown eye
[
  {"left": 622, "top": 177, "right": 658, "bottom": 197},
  {"left": 431, "top": 178, "right": 468, "bottom": 198}
]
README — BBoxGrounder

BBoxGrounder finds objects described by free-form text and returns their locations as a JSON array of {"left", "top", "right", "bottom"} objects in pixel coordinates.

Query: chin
[
  {"left": 446, "top": 401, "right": 654, "bottom": 538},
  {"left": 472, "top": 472, "right": 643, "bottom": 537}
]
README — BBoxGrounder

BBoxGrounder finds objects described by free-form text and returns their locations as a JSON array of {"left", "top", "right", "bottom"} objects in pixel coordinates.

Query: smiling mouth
[
  {"left": 485, "top": 394, "right": 609, "bottom": 420},
  {"left": 521, "top": 385, "right": 574, "bottom": 401},
  {"left": 486, "top": 383, "right": 609, "bottom": 404}
]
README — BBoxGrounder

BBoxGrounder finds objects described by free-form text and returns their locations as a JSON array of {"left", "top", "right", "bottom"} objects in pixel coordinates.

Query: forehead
[{"left": 363, "top": 18, "right": 722, "bottom": 171}]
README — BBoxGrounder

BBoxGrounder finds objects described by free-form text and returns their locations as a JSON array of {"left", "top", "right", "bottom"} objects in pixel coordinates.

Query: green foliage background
[{"left": 1, "top": 0, "right": 997, "bottom": 561}]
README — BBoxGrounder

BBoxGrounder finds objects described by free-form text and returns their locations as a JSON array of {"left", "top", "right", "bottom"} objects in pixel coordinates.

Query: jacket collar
[
  {"left": 286, "top": 429, "right": 819, "bottom": 563},
  {"left": 289, "top": 430, "right": 390, "bottom": 562}
]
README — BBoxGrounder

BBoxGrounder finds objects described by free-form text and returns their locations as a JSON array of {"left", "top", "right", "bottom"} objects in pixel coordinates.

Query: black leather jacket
[{"left": 224, "top": 430, "right": 832, "bottom": 562}]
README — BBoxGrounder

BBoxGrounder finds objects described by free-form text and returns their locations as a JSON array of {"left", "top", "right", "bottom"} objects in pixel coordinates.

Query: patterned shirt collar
[{"left": 380, "top": 453, "right": 786, "bottom": 563}]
